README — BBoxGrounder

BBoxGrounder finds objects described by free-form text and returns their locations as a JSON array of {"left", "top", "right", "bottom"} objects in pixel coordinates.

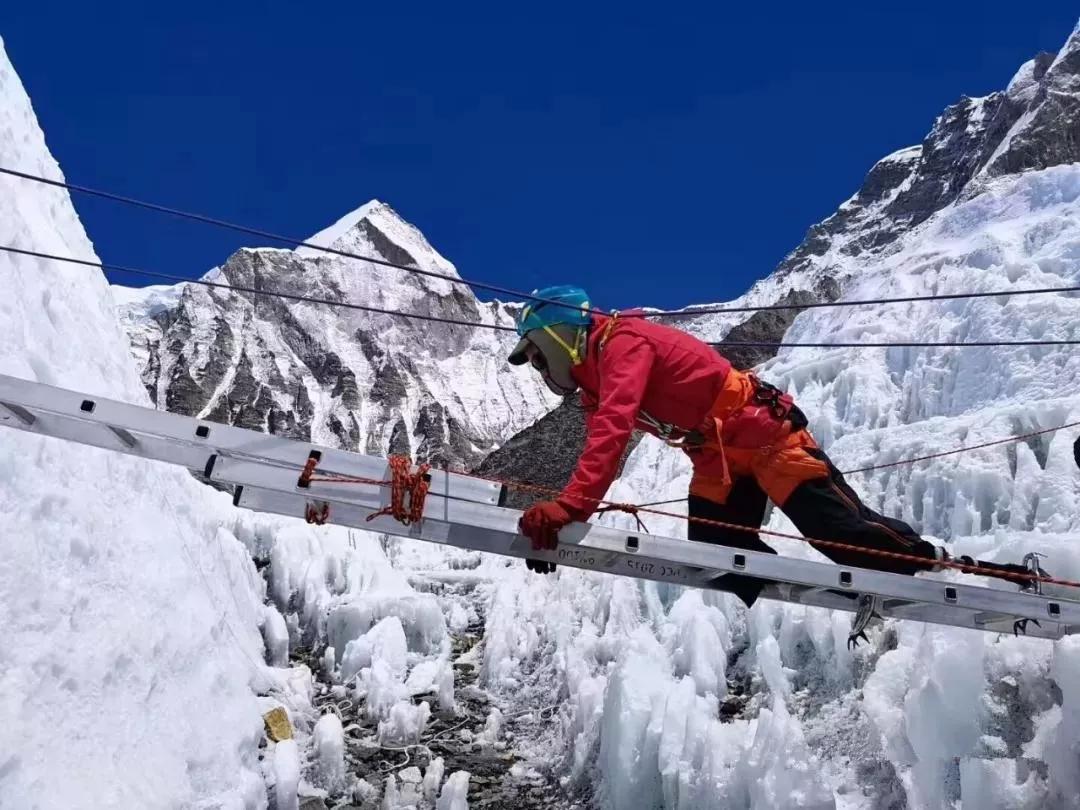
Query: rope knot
[
  {"left": 367, "top": 455, "right": 432, "bottom": 526},
  {"left": 596, "top": 502, "right": 649, "bottom": 533}
]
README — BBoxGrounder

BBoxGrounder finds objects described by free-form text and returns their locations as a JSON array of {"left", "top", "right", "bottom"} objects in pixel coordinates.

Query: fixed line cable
[
  {"left": 7, "top": 244, "right": 1080, "bottom": 348},
  {"left": 5, "top": 166, "right": 1080, "bottom": 321}
]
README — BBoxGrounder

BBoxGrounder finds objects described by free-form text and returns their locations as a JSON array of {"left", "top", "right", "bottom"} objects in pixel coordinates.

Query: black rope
[
  {"left": 9, "top": 244, "right": 1080, "bottom": 348},
  {"left": 0, "top": 166, "right": 580, "bottom": 313},
  {"left": 5, "top": 165, "right": 1080, "bottom": 322},
  {"left": 716, "top": 338, "right": 1080, "bottom": 347},
  {"left": 0, "top": 245, "right": 515, "bottom": 331},
  {"left": 650, "top": 283, "right": 1080, "bottom": 317}
]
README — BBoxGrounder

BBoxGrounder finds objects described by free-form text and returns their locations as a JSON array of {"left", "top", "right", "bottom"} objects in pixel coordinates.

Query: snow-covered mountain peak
[
  {"left": 116, "top": 193, "right": 555, "bottom": 466},
  {"left": 294, "top": 197, "right": 463, "bottom": 287},
  {"left": 1005, "top": 53, "right": 1056, "bottom": 103},
  {"left": 299, "top": 198, "right": 386, "bottom": 255},
  {"left": 980, "top": 19, "right": 1080, "bottom": 178},
  {"left": 296, "top": 198, "right": 399, "bottom": 258}
]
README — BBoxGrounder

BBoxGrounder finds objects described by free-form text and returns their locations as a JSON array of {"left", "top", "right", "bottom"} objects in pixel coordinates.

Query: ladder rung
[
  {"left": 108, "top": 425, "right": 138, "bottom": 448},
  {"left": 1, "top": 400, "right": 35, "bottom": 426}
]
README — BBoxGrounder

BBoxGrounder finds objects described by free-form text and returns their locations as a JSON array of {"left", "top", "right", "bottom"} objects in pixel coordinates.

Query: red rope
[{"left": 458, "top": 472, "right": 1080, "bottom": 590}]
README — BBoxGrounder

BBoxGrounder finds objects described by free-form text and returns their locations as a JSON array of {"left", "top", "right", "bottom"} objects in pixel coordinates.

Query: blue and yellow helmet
[{"left": 508, "top": 285, "right": 592, "bottom": 366}]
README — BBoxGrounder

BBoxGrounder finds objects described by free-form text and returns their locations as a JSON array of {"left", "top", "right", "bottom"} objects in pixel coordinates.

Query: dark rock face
[
  {"left": 473, "top": 395, "right": 600, "bottom": 510},
  {"left": 715, "top": 289, "right": 825, "bottom": 371},
  {"left": 985, "top": 49, "right": 1077, "bottom": 177},
  {"left": 356, "top": 219, "right": 417, "bottom": 269}
]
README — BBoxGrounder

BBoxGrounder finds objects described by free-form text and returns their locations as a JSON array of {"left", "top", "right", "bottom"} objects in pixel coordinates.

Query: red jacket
[{"left": 560, "top": 314, "right": 734, "bottom": 516}]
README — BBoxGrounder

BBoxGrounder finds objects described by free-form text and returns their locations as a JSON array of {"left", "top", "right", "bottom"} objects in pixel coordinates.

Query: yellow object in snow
[{"left": 263, "top": 707, "right": 293, "bottom": 742}]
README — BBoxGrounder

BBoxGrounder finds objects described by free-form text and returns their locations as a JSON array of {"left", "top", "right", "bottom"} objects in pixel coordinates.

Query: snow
[
  {"left": 1006, "top": 58, "right": 1043, "bottom": 104},
  {"left": 423, "top": 757, "right": 446, "bottom": 802},
  {"left": 0, "top": 35, "right": 272, "bottom": 809},
  {"left": 311, "top": 712, "right": 346, "bottom": 793},
  {"left": 273, "top": 739, "right": 301, "bottom": 810},
  {"left": 295, "top": 200, "right": 385, "bottom": 258},
  {"left": 477, "top": 707, "right": 504, "bottom": 746},
  {"left": 110, "top": 280, "right": 184, "bottom": 315},
  {"left": 378, "top": 698, "right": 432, "bottom": 746},
  {"left": 436, "top": 771, "right": 472, "bottom": 810},
  {"left": 263, "top": 604, "right": 291, "bottom": 666}
]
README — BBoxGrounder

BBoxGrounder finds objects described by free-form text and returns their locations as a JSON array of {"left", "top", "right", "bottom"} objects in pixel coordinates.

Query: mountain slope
[{"left": 115, "top": 203, "right": 559, "bottom": 470}]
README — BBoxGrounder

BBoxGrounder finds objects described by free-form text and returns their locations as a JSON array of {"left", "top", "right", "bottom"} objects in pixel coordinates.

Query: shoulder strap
[{"left": 597, "top": 311, "right": 621, "bottom": 351}]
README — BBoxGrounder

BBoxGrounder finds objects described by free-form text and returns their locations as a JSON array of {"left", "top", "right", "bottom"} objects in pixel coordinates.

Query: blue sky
[{"left": 1, "top": 3, "right": 1077, "bottom": 311}]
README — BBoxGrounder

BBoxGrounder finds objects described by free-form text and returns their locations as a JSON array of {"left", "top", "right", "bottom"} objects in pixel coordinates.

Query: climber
[{"left": 508, "top": 285, "right": 1047, "bottom": 610}]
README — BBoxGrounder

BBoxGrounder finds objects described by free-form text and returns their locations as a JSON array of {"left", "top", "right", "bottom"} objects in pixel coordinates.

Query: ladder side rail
[
  {"left": 2, "top": 375, "right": 1073, "bottom": 637},
  {"left": 0, "top": 399, "right": 213, "bottom": 471},
  {"left": 0, "top": 374, "right": 502, "bottom": 506},
  {"left": 225, "top": 464, "right": 1080, "bottom": 631},
  {"left": 233, "top": 485, "right": 1070, "bottom": 640}
]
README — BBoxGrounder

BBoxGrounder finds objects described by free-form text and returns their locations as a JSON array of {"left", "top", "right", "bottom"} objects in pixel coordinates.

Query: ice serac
[
  {"left": 117, "top": 200, "right": 559, "bottom": 469},
  {"left": 0, "top": 36, "right": 268, "bottom": 809}
]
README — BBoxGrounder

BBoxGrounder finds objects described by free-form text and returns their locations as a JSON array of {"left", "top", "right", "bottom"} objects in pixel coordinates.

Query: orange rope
[
  {"left": 298, "top": 427, "right": 1080, "bottom": 589},
  {"left": 361, "top": 455, "right": 432, "bottom": 526},
  {"left": 457, "top": 472, "right": 1080, "bottom": 590},
  {"left": 306, "top": 456, "right": 432, "bottom": 526}
]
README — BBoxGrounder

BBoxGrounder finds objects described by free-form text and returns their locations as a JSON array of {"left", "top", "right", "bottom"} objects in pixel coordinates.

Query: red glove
[{"left": 518, "top": 500, "right": 575, "bottom": 551}]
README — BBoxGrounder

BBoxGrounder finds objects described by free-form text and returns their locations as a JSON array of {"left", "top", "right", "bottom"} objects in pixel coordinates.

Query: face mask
[{"left": 526, "top": 328, "right": 581, "bottom": 396}]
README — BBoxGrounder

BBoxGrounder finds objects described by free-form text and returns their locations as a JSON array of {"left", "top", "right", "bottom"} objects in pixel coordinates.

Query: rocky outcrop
[
  {"left": 776, "top": 29, "right": 1080, "bottom": 288},
  {"left": 472, "top": 395, "right": 600, "bottom": 510}
]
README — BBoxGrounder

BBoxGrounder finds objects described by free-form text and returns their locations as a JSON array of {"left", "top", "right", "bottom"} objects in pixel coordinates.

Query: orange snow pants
[{"left": 682, "top": 374, "right": 938, "bottom": 607}]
